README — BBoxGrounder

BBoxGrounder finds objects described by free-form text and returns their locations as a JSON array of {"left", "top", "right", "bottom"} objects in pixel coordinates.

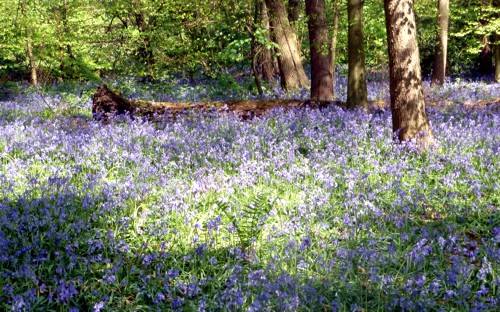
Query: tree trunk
[
  {"left": 246, "top": 1, "right": 264, "bottom": 96},
  {"left": 431, "top": 0, "right": 449, "bottom": 85},
  {"left": 384, "top": 0, "right": 434, "bottom": 148},
  {"left": 347, "top": 0, "right": 368, "bottom": 109},
  {"left": 306, "top": 0, "right": 333, "bottom": 101},
  {"left": 265, "top": 0, "right": 309, "bottom": 91},
  {"left": 135, "top": 14, "right": 154, "bottom": 67},
  {"left": 480, "top": 36, "right": 493, "bottom": 75},
  {"left": 260, "top": 0, "right": 277, "bottom": 82},
  {"left": 26, "top": 35, "right": 38, "bottom": 86},
  {"left": 331, "top": 0, "right": 340, "bottom": 91},
  {"left": 495, "top": 34, "right": 500, "bottom": 83}
]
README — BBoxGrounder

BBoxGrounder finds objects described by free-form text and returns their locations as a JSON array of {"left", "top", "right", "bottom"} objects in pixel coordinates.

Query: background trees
[{"left": 0, "top": 0, "right": 498, "bottom": 84}]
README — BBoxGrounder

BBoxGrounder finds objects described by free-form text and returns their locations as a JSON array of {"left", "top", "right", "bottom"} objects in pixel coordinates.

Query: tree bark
[
  {"left": 347, "top": 0, "right": 367, "bottom": 109},
  {"left": 306, "top": 0, "right": 333, "bottom": 101},
  {"left": 265, "top": 0, "right": 309, "bottom": 91},
  {"left": 431, "top": 0, "right": 449, "bottom": 85},
  {"left": 260, "top": 0, "right": 277, "bottom": 82},
  {"left": 331, "top": 0, "right": 340, "bottom": 91},
  {"left": 495, "top": 35, "right": 500, "bottom": 83},
  {"left": 246, "top": 1, "right": 264, "bottom": 96},
  {"left": 479, "top": 37, "right": 493, "bottom": 75},
  {"left": 384, "top": 0, "right": 434, "bottom": 148},
  {"left": 26, "top": 35, "right": 38, "bottom": 86}
]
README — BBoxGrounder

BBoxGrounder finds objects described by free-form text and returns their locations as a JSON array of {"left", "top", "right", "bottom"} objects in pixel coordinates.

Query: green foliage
[
  {"left": 217, "top": 190, "right": 280, "bottom": 255},
  {"left": 362, "top": 0, "right": 388, "bottom": 67},
  {"left": 221, "top": 38, "right": 252, "bottom": 63},
  {"left": 0, "top": 0, "right": 496, "bottom": 82}
]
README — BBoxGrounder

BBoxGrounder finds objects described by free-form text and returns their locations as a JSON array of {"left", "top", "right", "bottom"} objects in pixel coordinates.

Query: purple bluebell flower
[{"left": 93, "top": 301, "right": 105, "bottom": 312}]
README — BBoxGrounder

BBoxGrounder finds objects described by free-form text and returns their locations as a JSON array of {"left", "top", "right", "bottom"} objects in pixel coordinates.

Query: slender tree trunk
[
  {"left": 331, "top": 0, "right": 340, "bottom": 91},
  {"left": 495, "top": 34, "right": 500, "bottom": 82},
  {"left": 265, "top": 0, "right": 309, "bottom": 91},
  {"left": 347, "top": 0, "right": 368, "bottom": 109},
  {"left": 479, "top": 37, "right": 493, "bottom": 75},
  {"left": 384, "top": 0, "right": 434, "bottom": 148},
  {"left": 431, "top": 0, "right": 449, "bottom": 85},
  {"left": 246, "top": 1, "right": 264, "bottom": 96},
  {"left": 305, "top": 0, "right": 333, "bottom": 101},
  {"left": 26, "top": 35, "right": 38, "bottom": 86},
  {"left": 260, "top": 0, "right": 277, "bottom": 82}
]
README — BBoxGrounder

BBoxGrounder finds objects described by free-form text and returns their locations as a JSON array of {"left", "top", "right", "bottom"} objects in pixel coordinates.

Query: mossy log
[{"left": 92, "top": 84, "right": 350, "bottom": 121}]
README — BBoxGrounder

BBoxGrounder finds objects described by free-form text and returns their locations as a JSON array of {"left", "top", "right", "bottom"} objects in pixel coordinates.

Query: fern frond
[{"left": 209, "top": 191, "right": 280, "bottom": 254}]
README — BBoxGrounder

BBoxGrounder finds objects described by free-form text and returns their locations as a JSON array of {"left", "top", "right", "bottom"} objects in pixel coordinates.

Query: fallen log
[
  {"left": 92, "top": 84, "right": 349, "bottom": 121},
  {"left": 91, "top": 84, "right": 499, "bottom": 122}
]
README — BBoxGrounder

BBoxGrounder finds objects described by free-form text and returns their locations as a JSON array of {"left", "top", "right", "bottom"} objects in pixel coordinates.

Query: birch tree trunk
[{"left": 384, "top": 0, "right": 434, "bottom": 148}]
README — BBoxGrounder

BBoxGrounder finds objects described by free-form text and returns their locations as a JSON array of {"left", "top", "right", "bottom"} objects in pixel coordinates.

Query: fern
[{"left": 217, "top": 191, "right": 278, "bottom": 254}]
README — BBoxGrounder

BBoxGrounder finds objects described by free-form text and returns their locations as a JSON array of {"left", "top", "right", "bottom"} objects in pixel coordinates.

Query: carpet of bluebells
[{"left": 0, "top": 74, "right": 499, "bottom": 311}]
